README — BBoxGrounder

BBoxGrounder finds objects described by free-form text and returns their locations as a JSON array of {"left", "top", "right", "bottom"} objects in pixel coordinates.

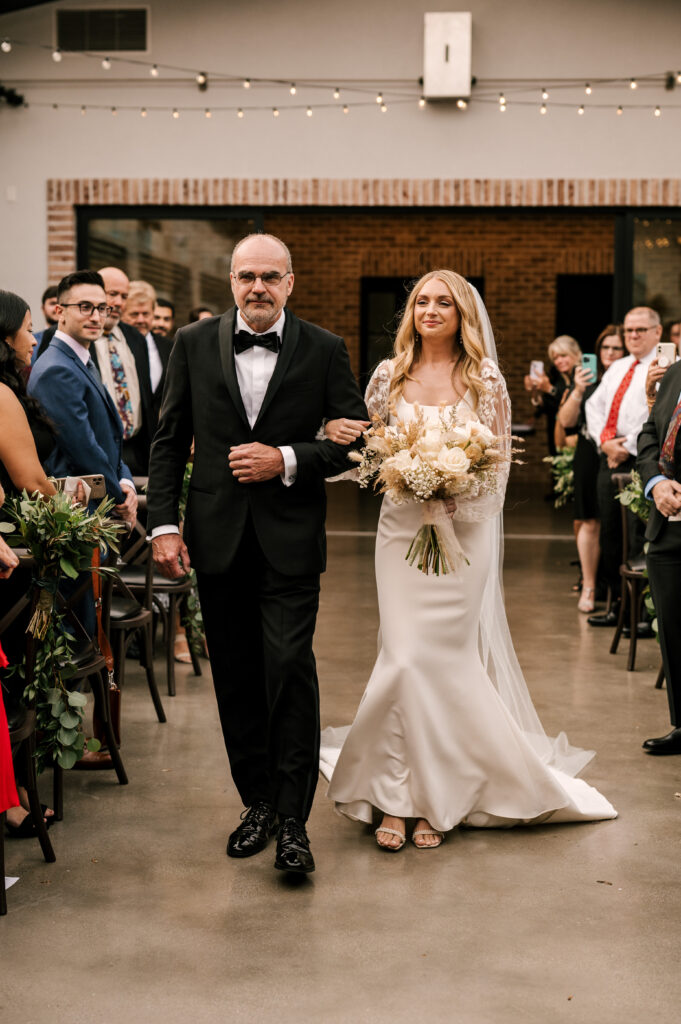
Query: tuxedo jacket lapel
[
  {"left": 253, "top": 310, "right": 300, "bottom": 429},
  {"left": 218, "top": 308, "right": 250, "bottom": 429}
]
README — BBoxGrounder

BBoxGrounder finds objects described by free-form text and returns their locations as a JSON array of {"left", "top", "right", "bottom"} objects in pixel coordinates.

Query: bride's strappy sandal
[
  {"left": 375, "top": 826, "right": 406, "bottom": 851},
  {"left": 412, "top": 827, "right": 445, "bottom": 849}
]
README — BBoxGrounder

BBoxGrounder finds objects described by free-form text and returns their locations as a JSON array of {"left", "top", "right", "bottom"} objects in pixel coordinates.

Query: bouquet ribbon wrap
[{"left": 407, "top": 500, "right": 470, "bottom": 576}]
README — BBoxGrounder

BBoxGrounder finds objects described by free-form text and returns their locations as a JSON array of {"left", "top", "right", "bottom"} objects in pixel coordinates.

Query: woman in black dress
[{"left": 557, "top": 325, "right": 625, "bottom": 613}]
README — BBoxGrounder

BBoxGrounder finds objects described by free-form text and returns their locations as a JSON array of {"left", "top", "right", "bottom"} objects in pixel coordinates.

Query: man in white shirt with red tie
[{"left": 585, "top": 306, "right": 661, "bottom": 627}]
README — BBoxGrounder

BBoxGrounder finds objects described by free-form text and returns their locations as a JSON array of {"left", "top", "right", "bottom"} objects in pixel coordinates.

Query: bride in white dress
[{"left": 319, "top": 270, "right": 616, "bottom": 851}]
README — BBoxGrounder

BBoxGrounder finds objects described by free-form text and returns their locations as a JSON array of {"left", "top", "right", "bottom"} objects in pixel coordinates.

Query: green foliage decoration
[{"left": 542, "top": 446, "right": 575, "bottom": 508}]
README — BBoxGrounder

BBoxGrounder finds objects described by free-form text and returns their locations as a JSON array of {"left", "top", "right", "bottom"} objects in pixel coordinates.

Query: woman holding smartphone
[
  {"left": 524, "top": 336, "right": 582, "bottom": 456},
  {"left": 557, "top": 325, "right": 625, "bottom": 612}
]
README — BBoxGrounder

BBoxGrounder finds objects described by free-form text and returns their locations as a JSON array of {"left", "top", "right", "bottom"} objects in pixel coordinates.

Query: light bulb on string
[
  {"left": 540, "top": 103, "right": 547, "bottom": 114},
  {"left": 630, "top": 78, "right": 637, "bottom": 89},
  {"left": 204, "top": 108, "right": 212, "bottom": 118},
  {"left": 52, "top": 48, "right": 62, "bottom": 62},
  {"left": 376, "top": 92, "right": 383, "bottom": 104},
  {"left": 111, "top": 107, "right": 117, "bottom": 116},
  {"left": 541, "top": 88, "right": 549, "bottom": 100},
  {"left": 273, "top": 107, "right": 279, "bottom": 117},
  {"left": 150, "top": 64, "right": 159, "bottom": 77},
  {"left": 498, "top": 92, "right": 505, "bottom": 105},
  {"left": 577, "top": 105, "right": 585, "bottom": 115},
  {"left": 342, "top": 105, "right": 349, "bottom": 114},
  {"left": 654, "top": 106, "right": 661, "bottom": 117},
  {"left": 172, "top": 108, "right": 179, "bottom": 119},
  {"left": 333, "top": 88, "right": 340, "bottom": 99},
  {"left": 52, "top": 103, "right": 58, "bottom": 110},
  {"left": 585, "top": 83, "right": 592, "bottom": 95},
  {"left": 196, "top": 72, "right": 207, "bottom": 86},
  {"left": 677, "top": 71, "right": 681, "bottom": 85},
  {"left": 306, "top": 106, "right": 313, "bottom": 117},
  {"left": 289, "top": 83, "right": 296, "bottom": 95},
  {"left": 456, "top": 98, "right": 467, "bottom": 109},
  {"left": 499, "top": 102, "right": 507, "bottom": 112},
  {"left": 380, "top": 103, "right": 387, "bottom": 113},
  {"left": 237, "top": 108, "right": 244, "bottom": 117},
  {"left": 102, "top": 57, "right": 112, "bottom": 70},
  {"left": 80, "top": 105, "right": 86, "bottom": 115},
  {"left": 616, "top": 105, "right": 623, "bottom": 115},
  {"left": 418, "top": 96, "right": 426, "bottom": 108},
  {"left": 243, "top": 79, "right": 250, "bottom": 89},
  {"left": 140, "top": 107, "right": 148, "bottom": 117},
  {"left": 1, "top": 39, "right": 12, "bottom": 53}
]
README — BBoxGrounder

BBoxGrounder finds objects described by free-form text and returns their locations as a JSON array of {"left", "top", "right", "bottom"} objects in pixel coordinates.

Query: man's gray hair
[
  {"left": 627, "top": 305, "right": 661, "bottom": 326},
  {"left": 230, "top": 233, "right": 293, "bottom": 273}
]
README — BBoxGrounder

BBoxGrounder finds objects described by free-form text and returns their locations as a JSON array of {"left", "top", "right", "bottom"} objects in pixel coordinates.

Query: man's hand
[
  {"left": 651, "top": 478, "right": 681, "bottom": 518},
  {"left": 152, "top": 533, "right": 191, "bottom": 579},
  {"left": 116, "top": 484, "right": 138, "bottom": 528},
  {"left": 325, "top": 418, "right": 371, "bottom": 445},
  {"left": 229, "top": 443, "right": 284, "bottom": 483},
  {"left": 601, "top": 436, "right": 630, "bottom": 469},
  {"left": 645, "top": 358, "right": 667, "bottom": 407}
]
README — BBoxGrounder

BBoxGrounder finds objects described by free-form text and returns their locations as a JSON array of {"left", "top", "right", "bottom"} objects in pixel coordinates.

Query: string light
[
  {"left": 237, "top": 108, "right": 244, "bottom": 117},
  {"left": 577, "top": 105, "right": 585, "bottom": 115},
  {"left": 617, "top": 105, "right": 623, "bottom": 115},
  {"left": 306, "top": 106, "right": 313, "bottom": 117},
  {"left": 540, "top": 103, "right": 547, "bottom": 114},
  {"left": 376, "top": 92, "right": 383, "bottom": 104},
  {"left": 380, "top": 103, "right": 387, "bottom": 113},
  {"left": 52, "top": 48, "right": 62, "bottom": 62},
  {"left": 630, "top": 78, "right": 637, "bottom": 89},
  {"left": 102, "top": 57, "right": 112, "bottom": 70},
  {"left": 140, "top": 107, "right": 147, "bottom": 117},
  {"left": 111, "top": 106, "right": 117, "bottom": 116},
  {"left": 196, "top": 71, "right": 207, "bottom": 86},
  {"left": 585, "top": 83, "right": 592, "bottom": 95},
  {"left": 272, "top": 107, "right": 279, "bottom": 117},
  {"left": 52, "top": 103, "right": 58, "bottom": 110},
  {"left": 654, "top": 106, "right": 661, "bottom": 117},
  {"left": 172, "top": 108, "right": 179, "bottom": 118},
  {"left": 150, "top": 64, "right": 159, "bottom": 77},
  {"left": 333, "top": 88, "right": 340, "bottom": 99},
  {"left": 541, "top": 88, "right": 549, "bottom": 100},
  {"left": 289, "top": 83, "right": 296, "bottom": 95},
  {"left": 1, "top": 39, "right": 12, "bottom": 53},
  {"left": 80, "top": 105, "right": 86, "bottom": 115},
  {"left": 677, "top": 71, "right": 681, "bottom": 85},
  {"left": 418, "top": 97, "right": 426, "bottom": 108},
  {"left": 243, "top": 79, "right": 250, "bottom": 89},
  {"left": 204, "top": 108, "right": 212, "bottom": 118},
  {"left": 456, "top": 98, "right": 468, "bottom": 109},
  {"left": 342, "top": 105, "right": 349, "bottom": 114}
]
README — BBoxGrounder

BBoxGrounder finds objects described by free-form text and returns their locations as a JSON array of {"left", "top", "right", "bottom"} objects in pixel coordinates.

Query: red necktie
[{"left": 600, "top": 359, "right": 639, "bottom": 445}]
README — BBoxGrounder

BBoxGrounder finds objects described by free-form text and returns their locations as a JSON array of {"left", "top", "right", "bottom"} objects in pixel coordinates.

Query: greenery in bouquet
[
  {"left": 542, "top": 446, "right": 575, "bottom": 508},
  {"left": 0, "top": 491, "right": 122, "bottom": 772},
  {"left": 349, "top": 404, "right": 515, "bottom": 574}
]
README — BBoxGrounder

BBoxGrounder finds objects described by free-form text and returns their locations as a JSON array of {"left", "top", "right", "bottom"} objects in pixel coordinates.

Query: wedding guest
[
  {"left": 585, "top": 307, "right": 660, "bottom": 628},
  {"left": 123, "top": 281, "right": 172, "bottom": 420},
  {"left": 637, "top": 354, "right": 681, "bottom": 754},
  {"left": 557, "top": 326, "right": 624, "bottom": 612},
  {"left": 31, "top": 285, "right": 59, "bottom": 359},
  {"left": 187, "top": 306, "right": 214, "bottom": 324},
  {"left": 663, "top": 319, "right": 681, "bottom": 354},
  {"left": 524, "top": 336, "right": 582, "bottom": 456},
  {"left": 153, "top": 299, "right": 175, "bottom": 338}
]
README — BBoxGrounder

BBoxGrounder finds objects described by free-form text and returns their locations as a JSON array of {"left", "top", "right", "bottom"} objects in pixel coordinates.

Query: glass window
[{"left": 632, "top": 217, "right": 681, "bottom": 324}]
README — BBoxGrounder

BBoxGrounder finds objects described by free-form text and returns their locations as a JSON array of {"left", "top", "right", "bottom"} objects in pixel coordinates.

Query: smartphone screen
[{"left": 529, "top": 360, "right": 544, "bottom": 379}]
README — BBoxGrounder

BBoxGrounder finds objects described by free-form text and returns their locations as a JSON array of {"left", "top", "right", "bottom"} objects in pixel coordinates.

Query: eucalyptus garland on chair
[
  {"left": 615, "top": 471, "right": 658, "bottom": 641},
  {"left": 178, "top": 461, "right": 205, "bottom": 657},
  {"left": 0, "top": 491, "right": 123, "bottom": 772},
  {"left": 542, "top": 446, "right": 575, "bottom": 508}
]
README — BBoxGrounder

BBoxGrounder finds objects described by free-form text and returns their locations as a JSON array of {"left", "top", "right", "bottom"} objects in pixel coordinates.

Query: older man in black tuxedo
[
  {"left": 637, "top": 357, "right": 681, "bottom": 754},
  {"left": 147, "top": 233, "right": 367, "bottom": 874}
]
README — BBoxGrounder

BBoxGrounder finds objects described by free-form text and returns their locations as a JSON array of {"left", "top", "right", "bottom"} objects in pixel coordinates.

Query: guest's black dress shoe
[
  {"left": 622, "top": 621, "right": 655, "bottom": 639},
  {"left": 642, "top": 728, "right": 681, "bottom": 755},
  {"left": 587, "top": 608, "right": 619, "bottom": 627},
  {"left": 227, "top": 802, "right": 277, "bottom": 858},
  {"left": 274, "top": 817, "right": 315, "bottom": 874}
]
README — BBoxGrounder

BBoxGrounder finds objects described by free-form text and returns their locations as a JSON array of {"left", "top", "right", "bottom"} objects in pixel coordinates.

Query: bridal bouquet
[{"left": 349, "top": 405, "right": 510, "bottom": 575}]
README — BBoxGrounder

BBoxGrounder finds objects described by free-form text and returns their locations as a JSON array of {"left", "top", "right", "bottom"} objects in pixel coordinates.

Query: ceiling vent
[{"left": 56, "top": 8, "right": 148, "bottom": 52}]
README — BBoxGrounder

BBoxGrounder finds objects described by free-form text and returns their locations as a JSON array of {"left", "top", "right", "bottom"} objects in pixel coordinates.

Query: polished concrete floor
[{"left": 4, "top": 486, "right": 681, "bottom": 1023}]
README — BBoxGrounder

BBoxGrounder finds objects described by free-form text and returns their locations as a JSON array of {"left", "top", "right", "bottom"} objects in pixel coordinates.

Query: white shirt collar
[
  {"left": 235, "top": 309, "right": 286, "bottom": 338},
  {"left": 54, "top": 329, "right": 92, "bottom": 365}
]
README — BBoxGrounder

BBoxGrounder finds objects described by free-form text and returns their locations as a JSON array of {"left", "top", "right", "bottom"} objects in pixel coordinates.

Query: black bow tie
[{"left": 234, "top": 330, "right": 280, "bottom": 355}]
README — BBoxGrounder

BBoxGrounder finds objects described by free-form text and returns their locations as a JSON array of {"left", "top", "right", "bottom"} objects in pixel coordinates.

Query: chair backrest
[{"left": 612, "top": 472, "right": 634, "bottom": 566}]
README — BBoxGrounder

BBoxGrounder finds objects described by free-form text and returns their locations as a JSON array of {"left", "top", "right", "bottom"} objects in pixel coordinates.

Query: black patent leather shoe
[
  {"left": 622, "top": 621, "right": 655, "bottom": 639},
  {"left": 274, "top": 817, "right": 315, "bottom": 874},
  {"left": 587, "top": 607, "right": 619, "bottom": 627},
  {"left": 642, "top": 728, "right": 681, "bottom": 755},
  {"left": 227, "top": 802, "right": 277, "bottom": 858}
]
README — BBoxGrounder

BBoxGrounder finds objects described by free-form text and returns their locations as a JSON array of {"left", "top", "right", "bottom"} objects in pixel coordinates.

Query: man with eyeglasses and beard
[
  {"left": 147, "top": 233, "right": 367, "bottom": 877},
  {"left": 28, "top": 270, "right": 137, "bottom": 525},
  {"left": 585, "top": 306, "right": 661, "bottom": 629}
]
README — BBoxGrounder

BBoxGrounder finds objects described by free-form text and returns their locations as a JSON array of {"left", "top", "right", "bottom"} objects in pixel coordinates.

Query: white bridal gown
[{"left": 320, "top": 359, "right": 616, "bottom": 831}]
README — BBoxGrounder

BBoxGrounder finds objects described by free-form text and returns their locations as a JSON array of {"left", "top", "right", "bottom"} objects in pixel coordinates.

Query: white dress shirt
[
  {"left": 585, "top": 348, "right": 656, "bottom": 456},
  {"left": 150, "top": 309, "right": 296, "bottom": 539},
  {"left": 146, "top": 331, "right": 164, "bottom": 393}
]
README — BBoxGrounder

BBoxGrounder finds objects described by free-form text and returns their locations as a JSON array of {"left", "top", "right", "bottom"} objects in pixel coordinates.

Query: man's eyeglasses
[
  {"left": 623, "top": 326, "right": 655, "bottom": 336},
  {"left": 61, "top": 302, "right": 113, "bottom": 318},
  {"left": 234, "top": 271, "right": 291, "bottom": 286}
]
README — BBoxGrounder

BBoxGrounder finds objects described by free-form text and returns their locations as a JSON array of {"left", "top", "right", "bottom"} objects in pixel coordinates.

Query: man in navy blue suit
[{"left": 28, "top": 270, "right": 137, "bottom": 528}]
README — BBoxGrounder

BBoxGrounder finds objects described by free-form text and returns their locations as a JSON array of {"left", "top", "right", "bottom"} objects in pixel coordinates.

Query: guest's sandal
[
  {"left": 412, "top": 828, "right": 445, "bottom": 849},
  {"left": 375, "top": 826, "right": 406, "bottom": 851}
]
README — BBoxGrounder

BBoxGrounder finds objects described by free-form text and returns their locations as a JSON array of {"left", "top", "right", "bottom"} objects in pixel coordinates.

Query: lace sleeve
[
  {"left": 364, "top": 359, "right": 393, "bottom": 423},
  {"left": 453, "top": 359, "right": 511, "bottom": 522}
]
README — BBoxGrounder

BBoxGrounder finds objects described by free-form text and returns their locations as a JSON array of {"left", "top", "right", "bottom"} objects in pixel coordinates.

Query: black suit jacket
[
  {"left": 147, "top": 307, "right": 367, "bottom": 576},
  {"left": 637, "top": 359, "right": 681, "bottom": 542},
  {"left": 149, "top": 332, "right": 173, "bottom": 419}
]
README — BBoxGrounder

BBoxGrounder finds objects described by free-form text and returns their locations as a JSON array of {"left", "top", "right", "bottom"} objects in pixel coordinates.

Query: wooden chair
[{"left": 610, "top": 473, "right": 650, "bottom": 671}]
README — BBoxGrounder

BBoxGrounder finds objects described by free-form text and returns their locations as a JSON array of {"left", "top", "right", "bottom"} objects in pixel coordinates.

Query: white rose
[
  {"left": 384, "top": 449, "right": 414, "bottom": 473},
  {"left": 449, "top": 422, "right": 474, "bottom": 443},
  {"left": 417, "top": 428, "right": 444, "bottom": 456},
  {"left": 469, "top": 421, "right": 495, "bottom": 446},
  {"left": 436, "top": 446, "right": 471, "bottom": 475}
]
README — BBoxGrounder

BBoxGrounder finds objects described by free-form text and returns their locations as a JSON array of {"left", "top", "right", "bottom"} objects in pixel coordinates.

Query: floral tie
[
  {"left": 600, "top": 359, "right": 639, "bottom": 445},
  {"left": 106, "top": 334, "right": 135, "bottom": 440},
  {"left": 659, "top": 398, "right": 681, "bottom": 478}
]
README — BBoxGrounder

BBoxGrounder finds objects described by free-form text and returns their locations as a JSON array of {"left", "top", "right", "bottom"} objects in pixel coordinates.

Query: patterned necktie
[
  {"left": 106, "top": 334, "right": 135, "bottom": 440},
  {"left": 659, "top": 397, "right": 681, "bottom": 478},
  {"left": 600, "top": 359, "right": 639, "bottom": 445}
]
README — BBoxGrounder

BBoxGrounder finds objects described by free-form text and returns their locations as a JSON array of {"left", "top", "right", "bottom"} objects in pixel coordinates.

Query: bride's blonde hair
[{"left": 390, "top": 270, "right": 488, "bottom": 411}]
